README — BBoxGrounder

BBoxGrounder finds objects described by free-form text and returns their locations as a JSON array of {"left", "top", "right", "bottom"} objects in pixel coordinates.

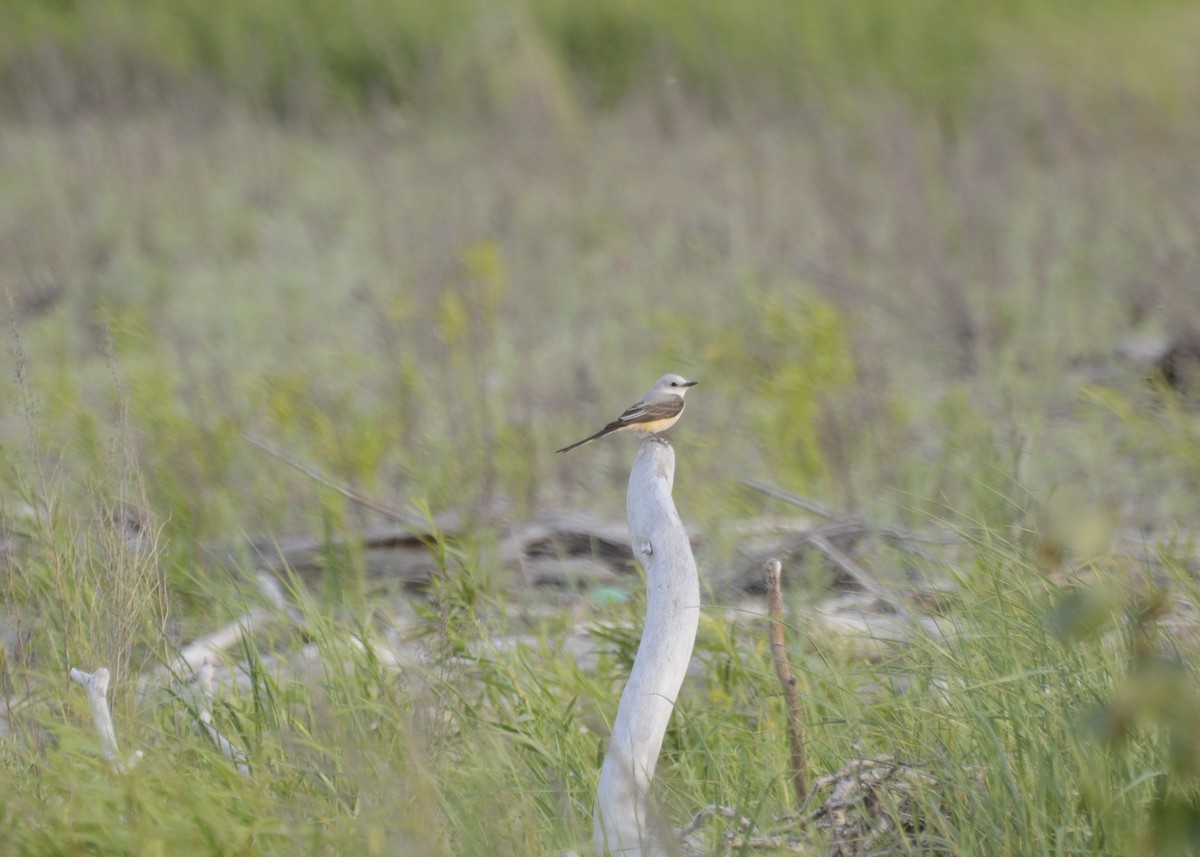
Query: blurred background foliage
[
  {"left": 1, "top": 0, "right": 1197, "bottom": 122},
  {"left": 0, "top": 0, "right": 1195, "bottom": 527},
  {"left": 1, "top": 0, "right": 1197, "bottom": 532}
]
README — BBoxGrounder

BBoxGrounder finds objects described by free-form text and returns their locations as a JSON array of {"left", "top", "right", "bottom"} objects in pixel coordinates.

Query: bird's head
[{"left": 654, "top": 373, "right": 698, "bottom": 396}]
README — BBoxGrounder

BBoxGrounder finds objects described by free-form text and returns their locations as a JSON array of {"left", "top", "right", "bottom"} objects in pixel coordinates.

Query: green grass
[{"left": 3, "top": 472, "right": 1198, "bottom": 855}]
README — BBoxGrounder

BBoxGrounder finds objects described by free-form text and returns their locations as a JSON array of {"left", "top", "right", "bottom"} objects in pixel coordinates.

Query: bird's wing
[
  {"left": 556, "top": 396, "right": 685, "bottom": 453},
  {"left": 614, "top": 396, "right": 684, "bottom": 427}
]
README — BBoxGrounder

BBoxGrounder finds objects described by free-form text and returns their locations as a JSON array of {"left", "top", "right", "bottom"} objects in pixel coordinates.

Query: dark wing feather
[{"left": 613, "top": 397, "right": 684, "bottom": 427}]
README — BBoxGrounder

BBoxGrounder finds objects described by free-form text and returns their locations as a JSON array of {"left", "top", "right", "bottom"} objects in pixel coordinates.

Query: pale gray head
[{"left": 647, "top": 373, "right": 698, "bottom": 400}]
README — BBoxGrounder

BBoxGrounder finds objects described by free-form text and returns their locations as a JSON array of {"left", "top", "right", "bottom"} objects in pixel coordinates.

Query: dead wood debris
[
  {"left": 801, "top": 757, "right": 949, "bottom": 857},
  {"left": 734, "top": 479, "right": 963, "bottom": 601},
  {"left": 681, "top": 756, "right": 949, "bottom": 855}
]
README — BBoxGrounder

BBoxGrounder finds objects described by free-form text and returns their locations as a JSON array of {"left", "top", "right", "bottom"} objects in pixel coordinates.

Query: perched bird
[{"left": 556, "top": 373, "right": 697, "bottom": 454}]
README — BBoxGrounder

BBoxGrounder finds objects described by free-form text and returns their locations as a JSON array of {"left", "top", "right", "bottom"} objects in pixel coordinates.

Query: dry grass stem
[{"left": 766, "top": 558, "right": 808, "bottom": 808}]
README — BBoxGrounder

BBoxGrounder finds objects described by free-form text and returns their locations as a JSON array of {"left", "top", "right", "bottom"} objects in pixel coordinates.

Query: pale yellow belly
[{"left": 627, "top": 415, "right": 681, "bottom": 435}]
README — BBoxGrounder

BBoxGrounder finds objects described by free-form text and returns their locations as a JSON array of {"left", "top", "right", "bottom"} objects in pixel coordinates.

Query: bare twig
[
  {"left": 742, "top": 479, "right": 846, "bottom": 521},
  {"left": 677, "top": 804, "right": 749, "bottom": 839},
  {"left": 806, "top": 534, "right": 918, "bottom": 623},
  {"left": 766, "top": 558, "right": 807, "bottom": 807},
  {"left": 742, "top": 479, "right": 964, "bottom": 603},
  {"left": 741, "top": 478, "right": 961, "bottom": 546},
  {"left": 242, "top": 434, "right": 425, "bottom": 526}
]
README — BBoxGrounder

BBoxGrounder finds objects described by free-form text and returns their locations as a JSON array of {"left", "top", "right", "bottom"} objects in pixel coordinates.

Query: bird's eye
[{"left": 670, "top": 381, "right": 678, "bottom": 386}]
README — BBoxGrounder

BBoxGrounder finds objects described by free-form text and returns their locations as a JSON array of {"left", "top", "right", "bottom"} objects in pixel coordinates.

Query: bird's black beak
[{"left": 682, "top": 380, "right": 698, "bottom": 387}]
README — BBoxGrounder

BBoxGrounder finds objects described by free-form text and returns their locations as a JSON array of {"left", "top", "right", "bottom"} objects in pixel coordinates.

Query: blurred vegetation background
[
  {"left": 3, "top": 1, "right": 1200, "bottom": 853},
  {"left": 5, "top": 0, "right": 1200, "bottom": 120},
  {"left": 3, "top": 0, "right": 1198, "bottom": 537}
]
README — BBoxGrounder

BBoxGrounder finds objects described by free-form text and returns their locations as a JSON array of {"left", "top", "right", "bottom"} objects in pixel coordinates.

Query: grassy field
[{"left": 3, "top": 1, "right": 1200, "bottom": 854}]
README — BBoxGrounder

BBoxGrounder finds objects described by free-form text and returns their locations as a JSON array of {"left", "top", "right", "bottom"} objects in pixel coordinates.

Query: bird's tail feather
[{"left": 555, "top": 427, "right": 612, "bottom": 453}]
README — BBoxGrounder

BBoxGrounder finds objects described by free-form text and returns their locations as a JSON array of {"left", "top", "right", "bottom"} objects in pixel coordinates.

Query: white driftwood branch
[
  {"left": 594, "top": 438, "right": 701, "bottom": 857},
  {"left": 170, "top": 572, "right": 285, "bottom": 675},
  {"left": 69, "top": 667, "right": 142, "bottom": 771},
  {"left": 189, "top": 663, "right": 250, "bottom": 776}
]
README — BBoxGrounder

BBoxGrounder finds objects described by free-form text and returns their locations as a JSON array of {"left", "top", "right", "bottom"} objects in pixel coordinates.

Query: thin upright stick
[{"left": 766, "top": 558, "right": 807, "bottom": 806}]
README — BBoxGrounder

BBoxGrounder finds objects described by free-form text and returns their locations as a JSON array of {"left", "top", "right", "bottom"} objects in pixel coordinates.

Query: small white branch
[
  {"left": 187, "top": 663, "right": 250, "bottom": 776},
  {"left": 69, "top": 667, "right": 142, "bottom": 772},
  {"left": 169, "top": 573, "right": 285, "bottom": 675},
  {"left": 594, "top": 438, "right": 700, "bottom": 856}
]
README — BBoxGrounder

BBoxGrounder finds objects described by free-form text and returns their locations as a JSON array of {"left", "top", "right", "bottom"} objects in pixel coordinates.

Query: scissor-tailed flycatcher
[{"left": 556, "top": 373, "right": 698, "bottom": 453}]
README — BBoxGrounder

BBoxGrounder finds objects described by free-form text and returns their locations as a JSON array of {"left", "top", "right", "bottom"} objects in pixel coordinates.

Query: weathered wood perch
[{"left": 594, "top": 438, "right": 700, "bottom": 856}]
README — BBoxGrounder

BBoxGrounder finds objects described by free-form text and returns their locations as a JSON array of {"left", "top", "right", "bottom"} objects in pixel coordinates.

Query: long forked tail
[{"left": 555, "top": 424, "right": 618, "bottom": 453}]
